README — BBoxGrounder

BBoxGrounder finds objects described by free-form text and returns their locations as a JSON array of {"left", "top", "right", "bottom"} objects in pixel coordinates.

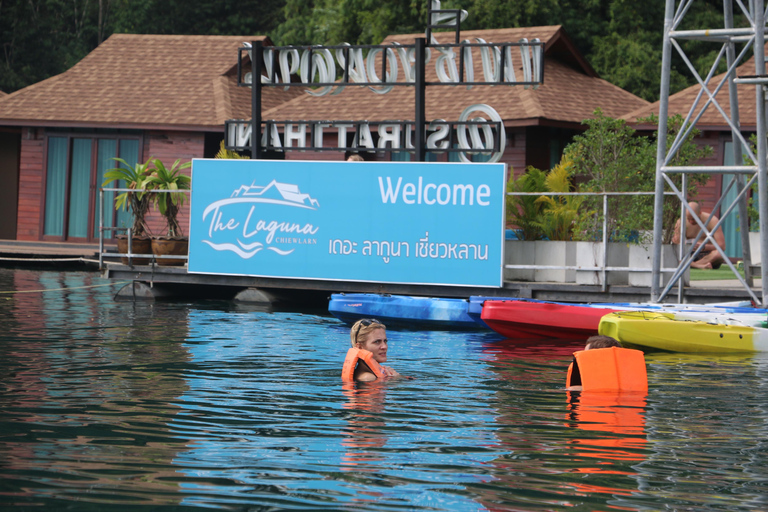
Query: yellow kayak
[{"left": 599, "top": 310, "right": 768, "bottom": 353}]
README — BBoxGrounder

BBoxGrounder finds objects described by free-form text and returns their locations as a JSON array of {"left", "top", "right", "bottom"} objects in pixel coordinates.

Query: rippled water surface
[{"left": 2, "top": 268, "right": 768, "bottom": 511}]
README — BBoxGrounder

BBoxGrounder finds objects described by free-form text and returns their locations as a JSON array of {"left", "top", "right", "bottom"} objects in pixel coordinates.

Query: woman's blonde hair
[{"left": 350, "top": 318, "right": 386, "bottom": 347}]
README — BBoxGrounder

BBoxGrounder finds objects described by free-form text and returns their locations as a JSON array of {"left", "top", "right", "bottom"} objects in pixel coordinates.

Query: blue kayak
[{"left": 328, "top": 293, "right": 482, "bottom": 329}]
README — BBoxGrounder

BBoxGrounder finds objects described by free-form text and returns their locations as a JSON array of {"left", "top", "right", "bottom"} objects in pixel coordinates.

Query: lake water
[{"left": 1, "top": 268, "right": 768, "bottom": 511}]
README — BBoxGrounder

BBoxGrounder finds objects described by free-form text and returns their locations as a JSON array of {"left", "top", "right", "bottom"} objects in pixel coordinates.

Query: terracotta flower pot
[
  {"left": 151, "top": 237, "right": 188, "bottom": 266},
  {"left": 116, "top": 236, "right": 152, "bottom": 265}
]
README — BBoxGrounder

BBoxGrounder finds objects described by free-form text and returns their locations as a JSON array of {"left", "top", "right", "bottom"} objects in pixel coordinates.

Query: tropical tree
[
  {"left": 506, "top": 167, "right": 547, "bottom": 240},
  {"left": 146, "top": 159, "right": 192, "bottom": 238},
  {"left": 532, "top": 156, "right": 583, "bottom": 241},
  {"left": 566, "top": 109, "right": 711, "bottom": 243},
  {"left": 102, "top": 157, "right": 154, "bottom": 238}
]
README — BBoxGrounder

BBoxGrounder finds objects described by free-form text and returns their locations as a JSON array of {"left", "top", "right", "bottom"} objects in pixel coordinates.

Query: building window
[{"left": 43, "top": 135, "right": 141, "bottom": 242}]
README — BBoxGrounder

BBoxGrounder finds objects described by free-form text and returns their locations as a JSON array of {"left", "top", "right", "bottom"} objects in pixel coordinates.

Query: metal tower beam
[{"left": 652, "top": 0, "right": 767, "bottom": 305}]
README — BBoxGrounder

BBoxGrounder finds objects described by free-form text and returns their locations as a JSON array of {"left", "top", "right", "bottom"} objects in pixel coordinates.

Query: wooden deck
[
  {"left": 0, "top": 240, "right": 112, "bottom": 262},
  {"left": 101, "top": 260, "right": 761, "bottom": 305},
  {"left": 0, "top": 240, "right": 761, "bottom": 305}
]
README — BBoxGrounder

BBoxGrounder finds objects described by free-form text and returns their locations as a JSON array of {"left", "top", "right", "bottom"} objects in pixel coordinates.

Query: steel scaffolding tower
[{"left": 652, "top": 0, "right": 768, "bottom": 305}]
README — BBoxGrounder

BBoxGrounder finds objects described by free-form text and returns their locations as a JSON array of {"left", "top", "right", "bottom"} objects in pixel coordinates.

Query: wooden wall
[
  {"left": 143, "top": 131, "right": 204, "bottom": 238},
  {"left": 16, "top": 129, "right": 44, "bottom": 240},
  {"left": 0, "top": 130, "right": 20, "bottom": 239},
  {"left": 691, "top": 130, "right": 724, "bottom": 213},
  {"left": 10, "top": 125, "right": 728, "bottom": 242},
  {"left": 14, "top": 129, "right": 205, "bottom": 241}
]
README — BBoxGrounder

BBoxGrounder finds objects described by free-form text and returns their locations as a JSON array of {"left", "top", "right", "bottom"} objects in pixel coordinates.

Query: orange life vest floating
[
  {"left": 566, "top": 347, "right": 648, "bottom": 392},
  {"left": 341, "top": 347, "right": 385, "bottom": 382}
]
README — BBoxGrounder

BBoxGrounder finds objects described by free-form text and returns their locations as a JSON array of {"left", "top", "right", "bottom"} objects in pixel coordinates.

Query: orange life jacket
[
  {"left": 566, "top": 347, "right": 648, "bottom": 392},
  {"left": 341, "top": 347, "right": 385, "bottom": 382}
]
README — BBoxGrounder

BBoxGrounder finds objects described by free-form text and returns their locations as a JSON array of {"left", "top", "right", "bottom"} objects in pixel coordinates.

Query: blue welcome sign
[{"left": 188, "top": 159, "right": 506, "bottom": 287}]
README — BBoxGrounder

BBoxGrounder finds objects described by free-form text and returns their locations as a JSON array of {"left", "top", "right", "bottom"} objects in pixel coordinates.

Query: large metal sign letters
[{"left": 224, "top": 0, "right": 543, "bottom": 162}]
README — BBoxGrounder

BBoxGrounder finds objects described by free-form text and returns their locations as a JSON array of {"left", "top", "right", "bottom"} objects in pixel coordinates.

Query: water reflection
[
  {"left": 564, "top": 391, "right": 648, "bottom": 501},
  {"left": 4, "top": 268, "right": 768, "bottom": 511},
  {"left": 341, "top": 382, "right": 388, "bottom": 471},
  {"left": 473, "top": 338, "right": 652, "bottom": 510},
  {"left": 0, "top": 269, "right": 192, "bottom": 508}
]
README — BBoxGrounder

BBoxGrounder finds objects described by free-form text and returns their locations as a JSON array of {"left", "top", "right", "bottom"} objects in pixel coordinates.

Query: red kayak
[{"left": 480, "top": 300, "right": 622, "bottom": 340}]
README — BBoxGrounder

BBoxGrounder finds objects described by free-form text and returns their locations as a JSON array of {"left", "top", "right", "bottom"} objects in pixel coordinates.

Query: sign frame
[{"left": 188, "top": 159, "right": 507, "bottom": 288}]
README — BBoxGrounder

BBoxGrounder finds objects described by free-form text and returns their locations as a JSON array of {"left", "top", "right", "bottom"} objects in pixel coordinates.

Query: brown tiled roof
[
  {"left": 263, "top": 26, "right": 648, "bottom": 126},
  {"left": 623, "top": 53, "right": 762, "bottom": 130},
  {"left": 0, "top": 34, "right": 300, "bottom": 130}
]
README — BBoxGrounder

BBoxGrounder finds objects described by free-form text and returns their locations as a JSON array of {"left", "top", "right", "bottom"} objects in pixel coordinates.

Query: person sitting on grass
[{"left": 672, "top": 201, "right": 726, "bottom": 269}]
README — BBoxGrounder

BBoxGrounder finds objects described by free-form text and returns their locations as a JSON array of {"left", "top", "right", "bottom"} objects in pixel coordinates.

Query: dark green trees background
[{"left": 0, "top": 0, "right": 738, "bottom": 100}]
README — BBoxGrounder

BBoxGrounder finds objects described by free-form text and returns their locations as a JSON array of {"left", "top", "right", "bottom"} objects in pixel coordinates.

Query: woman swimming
[{"left": 349, "top": 318, "right": 401, "bottom": 382}]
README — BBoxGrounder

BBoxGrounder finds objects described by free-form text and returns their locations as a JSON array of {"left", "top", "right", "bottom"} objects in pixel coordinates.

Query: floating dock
[
  {"left": 0, "top": 240, "right": 759, "bottom": 306},
  {"left": 101, "top": 261, "right": 759, "bottom": 306}
]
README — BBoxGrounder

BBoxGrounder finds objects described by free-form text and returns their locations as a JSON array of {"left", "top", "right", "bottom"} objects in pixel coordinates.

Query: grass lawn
[{"left": 689, "top": 266, "right": 745, "bottom": 281}]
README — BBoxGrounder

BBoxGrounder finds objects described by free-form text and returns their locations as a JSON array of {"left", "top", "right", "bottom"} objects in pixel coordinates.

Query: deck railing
[
  {"left": 96, "top": 186, "right": 759, "bottom": 303},
  {"left": 98, "top": 187, "right": 191, "bottom": 268},
  {"left": 504, "top": 189, "right": 759, "bottom": 304}
]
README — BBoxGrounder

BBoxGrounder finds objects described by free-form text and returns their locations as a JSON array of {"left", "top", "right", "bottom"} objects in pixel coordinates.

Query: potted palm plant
[
  {"left": 147, "top": 158, "right": 192, "bottom": 266},
  {"left": 102, "top": 157, "right": 154, "bottom": 265}
]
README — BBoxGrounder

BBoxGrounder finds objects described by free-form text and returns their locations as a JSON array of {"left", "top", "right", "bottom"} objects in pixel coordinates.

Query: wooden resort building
[
  {"left": 0, "top": 27, "right": 759, "bottom": 303},
  {"left": 0, "top": 26, "right": 651, "bottom": 250},
  {"left": 0, "top": 34, "right": 299, "bottom": 245}
]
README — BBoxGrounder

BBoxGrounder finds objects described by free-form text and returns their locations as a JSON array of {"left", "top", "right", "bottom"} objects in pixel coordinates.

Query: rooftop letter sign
[
  {"left": 225, "top": 0, "right": 544, "bottom": 162},
  {"left": 240, "top": 37, "right": 543, "bottom": 92},
  {"left": 188, "top": 159, "right": 506, "bottom": 287}
]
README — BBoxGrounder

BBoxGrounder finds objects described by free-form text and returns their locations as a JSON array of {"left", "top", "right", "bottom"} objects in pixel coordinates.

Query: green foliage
[
  {"left": 272, "top": 0, "right": 427, "bottom": 46},
  {"left": 0, "top": 0, "right": 102, "bottom": 93},
  {"left": 739, "top": 134, "right": 762, "bottom": 232},
  {"left": 102, "top": 157, "right": 154, "bottom": 237},
  {"left": 215, "top": 140, "right": 248, "bottom": 159},
  {"left": 652, "top": 113, "right": 713, "bottom": 242},
  {"left": 506, "top": 167, "right": 547, "bottom": 241},
  {"left": 0, "top": 0, "right": 285, "bottom": 93},
  {"left": 146, "top": 159, "right": 192, "bottom": 238},
  {"left": 0, "top": 0, "right": 749, "bottom": 101},
  {"left": 506, "top": 158, "right": 583, "bottom": 241},
  {"left": 747, "top": 185, "right": 760, "bottom": 232},
  {"left": 109, "top": 0, "right": 285, "bottom": 36},
  {"left": 531, "top": 157, "right": 583, "bottom": 241},
  {"left": 462, "top": 0, "right": 737, "bottom": 102},
  {"left": 566, "top": 109, "right": 711, "bottom": 243}
]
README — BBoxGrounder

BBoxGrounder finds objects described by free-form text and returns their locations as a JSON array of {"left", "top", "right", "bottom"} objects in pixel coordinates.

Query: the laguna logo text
[{"left": 201, "top": 180, "right": 319, "bottom": 258}]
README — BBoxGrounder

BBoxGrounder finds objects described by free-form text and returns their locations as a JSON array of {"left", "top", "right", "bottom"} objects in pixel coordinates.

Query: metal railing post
[
  {"left": 652, "top": 0, "right": 677, "bottom": 302},
  {"left": 756, "top": 0, "right": 768, "bottom": 303},
  {"left": 601, "top": 193, "right": 608, "bottom": 292}
]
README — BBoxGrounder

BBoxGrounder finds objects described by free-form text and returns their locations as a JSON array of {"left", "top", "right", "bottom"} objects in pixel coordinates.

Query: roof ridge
[
  {"left": 212, "top": 76, "right": 233, "bottom": 125},
  {"left": 263, "top": 88, "right": 312, "bottom": 118},
  {"left": 517, "top": 86, "right": 544, "bottom": 119},
  {"left": 382, "top": 25, "right": 563, "bottom": 41}
]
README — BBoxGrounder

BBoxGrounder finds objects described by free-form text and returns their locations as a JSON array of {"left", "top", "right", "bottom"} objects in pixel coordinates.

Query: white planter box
[
  {"left": 504, "top": 240, "right": 535, "bottom": 281},
  {"left": 749, "top": 232, "right": 762, "bottom": 265},
  {"left": 628, "top": 243, "right": 689, "bottom": 287},
  {"left": 575, "top": 241, "right": 629, "bottom": 285},
  {"left": 534, "top": 241, "right": 576, "bottom": 282}
]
